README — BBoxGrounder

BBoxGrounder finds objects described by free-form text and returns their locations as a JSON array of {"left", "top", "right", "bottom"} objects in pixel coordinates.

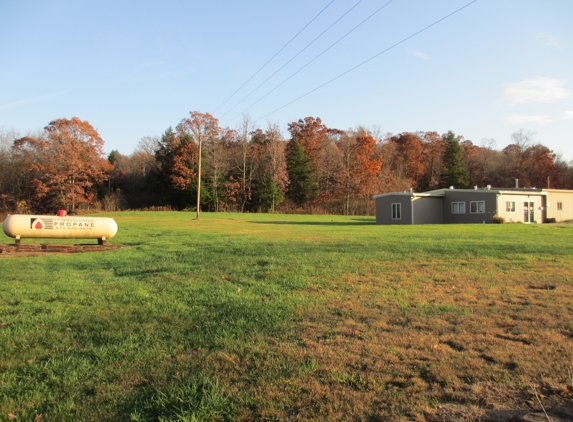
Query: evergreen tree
[
  {"left": 442, "top": 131, "right": 469, "bottom": 188},
  {"left": 286, "top": 140, "right": 317, "bottom": 206},
  {"left": 107, "top": 149, "right": 122, "bottom": 165},
  {"left": 259, "top": 176, "right": 285, "bottom": 212}
]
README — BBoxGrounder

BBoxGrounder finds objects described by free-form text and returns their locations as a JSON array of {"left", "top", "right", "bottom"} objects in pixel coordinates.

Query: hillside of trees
[{"left": 1, "top": 113, "right": 572, "bottom": 216}]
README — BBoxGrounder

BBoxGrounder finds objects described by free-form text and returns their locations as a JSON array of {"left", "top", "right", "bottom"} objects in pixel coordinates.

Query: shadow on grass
[
  {"left": 248, "top": 218, "right": 375, "bottom": 226},
  {"left": 109, "top": 371, "right": 235, "bottom": 422}
]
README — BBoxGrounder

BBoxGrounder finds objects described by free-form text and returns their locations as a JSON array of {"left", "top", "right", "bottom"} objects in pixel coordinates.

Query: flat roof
[
  {"left": 544, "top": 189, "right": 573, "bottom": 193},
  {"left": 373, "top": 187, "right": 550, "bottom": 199}
]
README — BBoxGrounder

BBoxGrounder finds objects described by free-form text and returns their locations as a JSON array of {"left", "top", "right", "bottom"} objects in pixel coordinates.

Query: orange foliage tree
[
  {"left": 522, "top": 144, "right": 557, "bottom": 188},
  {"left": 154, "top": 126, "right": 200, "bottom": 210},
  {"left": 340, "top": 130, "right": 382, "bottom": 214},
  {"left": 171, "top": 131, "right": 200, "bottom": 191},
  {"left": 389, "top": 133, "right": 425, "bottom": 189},
  {"left": 420, "top": 131, "right": 445, "bottom": 190},
  {"left": 14, "top": 117, "right": 112, "bottom": 213},
  {"left": 287, "top": 117, "right": 329, "bottom": 166},
  {"left": 354, "top": 132, "right": 383, "bottom": 191}
]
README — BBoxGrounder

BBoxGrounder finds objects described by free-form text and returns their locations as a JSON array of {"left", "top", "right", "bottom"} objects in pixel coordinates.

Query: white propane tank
[{"left": 3, "top": 214, "right": 118, "bottom": 244}]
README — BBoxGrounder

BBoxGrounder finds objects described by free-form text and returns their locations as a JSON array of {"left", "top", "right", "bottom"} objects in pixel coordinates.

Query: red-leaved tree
[{"left": 14, "top": 117, "right": 112, "bottom": 213}]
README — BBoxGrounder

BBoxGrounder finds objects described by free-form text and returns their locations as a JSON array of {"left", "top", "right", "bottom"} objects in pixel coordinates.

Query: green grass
[{"left": 1, "top": 212, "right": 573, "bottom": 421}]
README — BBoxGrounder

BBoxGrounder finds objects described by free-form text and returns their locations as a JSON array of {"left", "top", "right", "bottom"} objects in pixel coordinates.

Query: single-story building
[
  {"left": 545, "top": 189, "right": 573, "bottom": 222},
  {"left": 373, "top": 187, "right": 573, "bottom": 225}
]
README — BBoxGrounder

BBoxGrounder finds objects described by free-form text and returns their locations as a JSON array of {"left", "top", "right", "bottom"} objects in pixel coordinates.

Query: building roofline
[
  {"left": 372, "top": 192, "right": 413, "bottom": 199},
  {"left": 543, "top": 189, "right": 573, "bottom": 193},
  {"left": 373, "top": 187, "right": 555, "bottom": 200},
  {"left": 487, "top": 187, "right": 543, "bottom": 192},
  {"left": 497, "top": 190, "right": 547, "bottom": 196}
]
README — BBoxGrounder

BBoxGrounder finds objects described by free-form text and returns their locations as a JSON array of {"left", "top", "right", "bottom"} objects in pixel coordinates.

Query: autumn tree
[
  {"left": 354, "top": 131, "right": 383, "bottom": 205},
  {"left": 285, "top": 117, "right": 331, "bottom": 208},
  {"left": 459, "top": 139, "right": 479, "bottom": 187},
  {"left": 132, "top": 136, "right": 161, "bottom": 190},
  {"left": 419, "top": 131, "right": 445, "bottom": 190},
  {"left": 203, "top": 127, "right": 235, "bottom": 212},
  {"left": 233, "top": 114, "right": 255, "bottom": 212},
  {"left": 175, "top": 111, "right": 220, "bottom": 218},
  {"left": 521, "top": 144, "right": 556, "bottom": 188},
  {"left": 463, "top": 138, "right": 502, "bottom": 188},
  {"left": 254, "top": 122, "right": 289, "bottom": 212},
  {"left": 13, "top": 118, "right": 112, "bottom": 213},
  {"left": 551, "top": 154, "right": 573, "bottom": 189},
  {"left": 378, "top": 134, "right": 408, "bottom": 193},
  {"left": 0, "top": 128, "right": 9, "bottom": 211},
  {"left": 0, "top": 127, "right": 39, "bottom": 213},
  {"left": 338, "top": 132, "right": 358, "bottom": 214},
  {"left": 510, "top": 129, "right": 535, "bottom": 171},
  {"left": 338, "top": 129, "right": 382, "bottom": 214},
  {"left": 316, "top": 129, "right": 344, "bottom": 205},
  {"left": 153, "top": 127, "right": 197, "bottom": 208},
  {"left": 107, "top": 136, "right": 160, "bottom": 209},
  {"left": 240, "top": 128, "right": 266, "bottom": 210},
  {"left": 389, "top": 132, "right": 425, "bottom": 189},
  {"left": 287, "top": 117, "right": 329, "bottom": 167},
  {"left": 101, "top": 149, "right": 125, "bottom": 210}
]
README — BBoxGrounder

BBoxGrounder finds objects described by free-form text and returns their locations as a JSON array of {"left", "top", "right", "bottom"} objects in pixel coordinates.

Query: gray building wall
[
  {"left": 443, "top": 190, "right": 497, "bottom": 224},
  {"left": 375, "top": 195, "right": 412, "bottom": 225},
  {"left": 374, "top": 188, "right": 573, "bottom": 225},
  {"left": 412, "top": 196, "right": 443, "bottom": 224}
]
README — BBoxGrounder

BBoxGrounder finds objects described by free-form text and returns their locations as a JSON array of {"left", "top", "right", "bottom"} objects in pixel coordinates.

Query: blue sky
[{"left": 1, "top": 0, "right": 572, "bottom": 160}]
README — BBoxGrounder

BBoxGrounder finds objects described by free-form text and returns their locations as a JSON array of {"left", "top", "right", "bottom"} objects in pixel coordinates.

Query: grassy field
[{"left": 1, "top": 212, "right": 573, "bottom": 421}]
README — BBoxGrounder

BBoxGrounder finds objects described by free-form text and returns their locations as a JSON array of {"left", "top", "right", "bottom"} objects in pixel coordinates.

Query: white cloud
[
  {"left": 506, "top": 110, "right": 573, "bottom": 125},
  {"left": 409, "top": 50, "right": 430, "bottom": 60},
  {"left": 502, "top": 77, "right": 571, "bottom": 105},
  {"left": 506, "top": 114, "right": 552, "bottom": 125},
  {"left": 0, "top": 91, "right": 67, "bottom": 111},
  {"left": 538, "top": 31, "right": 560, "bottom": 47}
]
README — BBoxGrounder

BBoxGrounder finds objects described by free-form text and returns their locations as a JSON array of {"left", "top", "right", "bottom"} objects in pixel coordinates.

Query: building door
[{"left": 523, "top": 201, "right": 535, "bottom": 223}]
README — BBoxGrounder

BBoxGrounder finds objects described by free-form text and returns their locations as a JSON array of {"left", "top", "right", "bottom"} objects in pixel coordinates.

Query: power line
[
  {"left": 212, "top": 0, "right": 335, "bottom": 114},
  {"left": 254, "top": 0, "right": 479, "bottom": 123},
  {"left": 219, "top": 0, "right": 366, "bottom": 120},
  {"left": 225, "top": 0, "right": 393, "bottom": 124}
]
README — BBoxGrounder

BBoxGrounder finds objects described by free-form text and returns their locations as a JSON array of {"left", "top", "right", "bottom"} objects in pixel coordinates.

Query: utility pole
[{"left": 196, "top": 135, "right": 202, "bottom": 220}]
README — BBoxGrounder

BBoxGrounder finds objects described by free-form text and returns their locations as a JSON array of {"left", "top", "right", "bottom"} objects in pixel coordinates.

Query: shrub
[{"left": 492, "top": 215, "right": 505, "bottom": 224}]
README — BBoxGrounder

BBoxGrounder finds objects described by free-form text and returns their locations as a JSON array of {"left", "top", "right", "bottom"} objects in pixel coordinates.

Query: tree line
[{"left": 1, "top": 112, "right": 572, "bottom": 216}]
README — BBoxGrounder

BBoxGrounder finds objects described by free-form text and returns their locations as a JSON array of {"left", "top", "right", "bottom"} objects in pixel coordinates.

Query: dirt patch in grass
[
  {"left": 230, "top": 257, "right": 573, "bottom": 421},
  {"left": 0, "top": 243, "right": 124, "bottom": 257}
]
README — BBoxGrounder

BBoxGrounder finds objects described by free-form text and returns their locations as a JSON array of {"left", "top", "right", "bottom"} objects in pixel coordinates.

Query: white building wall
[
  {"left": 496, "top": 193, "right": 545, "bottom": 223},
  {"left": 545, "top": 190, "right": 573, "bottom": 221}
]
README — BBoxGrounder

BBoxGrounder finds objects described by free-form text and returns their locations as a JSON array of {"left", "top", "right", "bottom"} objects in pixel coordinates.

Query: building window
[
  {"left": 391, "top": 203, "right": 401, "bottom": 220},
  {"left": 470, "top": 201, "right": 485, "bottom": 213},
  {"left": 557, "top": 202, "right": 563, "bottom": 211},
  {"left": 451, "top": 202, "right": 465, "bottom": 214},
  {"left": 506, "top": 201, "right": 515, "bottom": 212}
]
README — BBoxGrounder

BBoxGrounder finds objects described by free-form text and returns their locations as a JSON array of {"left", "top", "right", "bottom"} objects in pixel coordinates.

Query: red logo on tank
[{"left": 30, "top": 218, "right": 44, "bottom": 229}]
